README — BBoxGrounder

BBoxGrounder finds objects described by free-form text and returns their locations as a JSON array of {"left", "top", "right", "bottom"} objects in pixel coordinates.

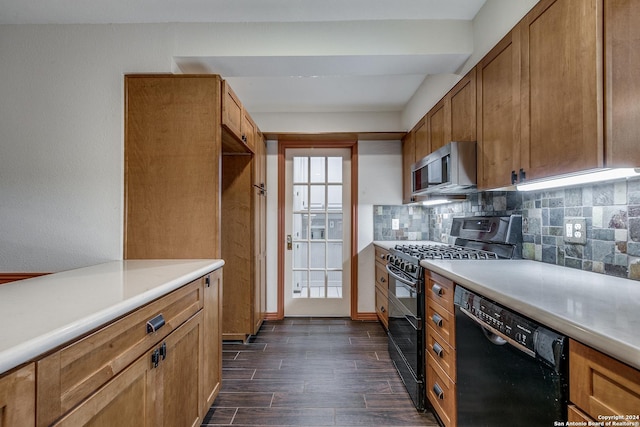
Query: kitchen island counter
[
  {"left": 420, "top": 259, "right": 640, "bottom": 370},
  {"left": 0, "top": 259, "right": 224, "bottom": 375}
]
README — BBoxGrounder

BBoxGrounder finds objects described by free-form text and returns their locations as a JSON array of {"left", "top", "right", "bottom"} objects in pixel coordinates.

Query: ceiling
[{"left": 1, "top": 0, "right": 487, "bottom": 116}]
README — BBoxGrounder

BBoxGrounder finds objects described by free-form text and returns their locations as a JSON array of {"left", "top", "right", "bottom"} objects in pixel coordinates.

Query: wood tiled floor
[{"left": 201, "top": 318, "right": 439, "bottom": 426}]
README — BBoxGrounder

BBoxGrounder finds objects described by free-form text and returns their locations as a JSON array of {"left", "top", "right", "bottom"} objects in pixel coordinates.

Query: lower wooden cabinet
[
  {"left": 374, "top": 246, "right": 389, "bottom": 328},
  {"left": 569, "top": 339, "right": 640, "bottom": 420},
  {"left": 54, "top": 312, "right": 203, "bottom": 427},
  {"left": 202, "top": 269, "right": 222, "bottom": 411},
  {"left": 0, "top": 364, "right": 35, "bottom": 426}
]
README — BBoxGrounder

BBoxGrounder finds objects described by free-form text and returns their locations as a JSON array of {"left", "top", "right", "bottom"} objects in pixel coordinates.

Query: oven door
[{"left": 386, "top": 264, "right": 425, "bottom": 410}]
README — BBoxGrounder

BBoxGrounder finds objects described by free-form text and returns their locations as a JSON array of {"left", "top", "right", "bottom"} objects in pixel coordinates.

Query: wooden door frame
[{"left": 277, "top": 140, "right": 358, "bottom": 320}]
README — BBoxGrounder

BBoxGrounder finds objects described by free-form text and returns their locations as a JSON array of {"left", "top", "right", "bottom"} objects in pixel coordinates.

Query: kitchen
[{"left": 1, "top": 0, "right": 640, "bottom": 426}]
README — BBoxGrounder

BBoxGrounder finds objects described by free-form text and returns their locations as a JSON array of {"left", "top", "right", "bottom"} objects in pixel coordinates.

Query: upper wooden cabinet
[
  {"left": 476, "top": 28, "right": 521, "bottom": 190},
  {"left": 428, "top": 68, "right": 477, "bottom": 155},
  {"left": 604, "top": 0, "right": 640, "bottom": 167},
  {"left": 124, "top": 75, "right": 221, "bottom": 259},
  {"left": 222, "top": 80, "right": 255, "bottom": 154},
  {"left": 413, "top": 117, "right": 430, "bottom": 161},
  {"left": 402, "top": 131, "right": 416, "bottom": 204},
  {"left": 519, "top": 0, "right": 603, "bottom": 182}
]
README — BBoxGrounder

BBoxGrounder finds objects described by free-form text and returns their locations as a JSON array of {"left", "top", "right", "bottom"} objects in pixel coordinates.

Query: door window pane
[
  {"left": 327, "top": 185, "right": 342, "bottom": 211},
  {"left": 309, "top": 271, "right": 325, "bottom": 298},
  {"left": 293, "top": 185, "right": 308, "bottom": 211},
  {"left": 293, "top": 271, "right": 308, "bottom": 298},
  {"left": 327, "top": 271, "right": 342, "bottom": 298},
  {"left": 310, "top": 185, "right": 325, "bottom": 211},
  {"left": 293, "top": 213, "right": 309, "bottom": 240},
  {"left": 309, "top": 214, "right": 325, "bottom": 240},
  {"left": 293, "top": 242, "right": 308, "bottom": 268},
  {"left": 327, "top": 243, "right": 342, "bottom": 269},
  {"left": 310, "top": 242, "right": 326, "bottom": 268},
  {"left": 327, "top": 213, "right": 342, "bottom": 240},
  {"left": 327, "top": 157, "right": 342, "bottom": 182},
  {"left": 310, "top": 157, "right": 326, "bottom": 183},
  {"left": 293, "top": 157, "right": 308, "bottom": 183}
]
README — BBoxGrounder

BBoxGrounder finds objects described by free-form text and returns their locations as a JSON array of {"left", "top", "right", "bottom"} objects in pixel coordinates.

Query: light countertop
[
  {"left": 0, "top": 259, "right": 224, "bottom": 375},
  {"left": 421, "top": 259, "right": 640, "bottom": 370}
]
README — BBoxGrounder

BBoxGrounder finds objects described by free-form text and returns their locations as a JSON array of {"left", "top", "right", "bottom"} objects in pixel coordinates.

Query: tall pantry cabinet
[{"left": 125, "top": 74, "right": 266, "bottom": 342}]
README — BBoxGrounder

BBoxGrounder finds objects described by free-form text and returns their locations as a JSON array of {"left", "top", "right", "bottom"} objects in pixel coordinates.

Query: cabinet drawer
[
  {"left": 375, "top": 287, "right": 388, "bottom": 328},
  {"left": 374, "top": 246, "right": 389, "bottom": 264},
  {"left": 427, "top": 353, "right": 456, "bottom": 427},
  {"left": 425, "top": 271, "right": 454, "bottom": 313},
  {"left": 569, "top": 339, "right": 640, "bottom": 420},
  {"left": 427, "top": 325, "right": 455, "bottom": 381},
  {"left": 375, "top": 262, "right": 388, "bottom": 289},
  {"left": 427, "top": 298, "right": 455, "bottom": 347},
  {"left": 37, "top": 278, "right": 204, "bottom": 427}
]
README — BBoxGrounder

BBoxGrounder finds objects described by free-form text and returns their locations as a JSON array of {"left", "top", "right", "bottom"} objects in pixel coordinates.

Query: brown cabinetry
[
  {"left": 413, "top": 117, "right": 430, "bottom": 162},
  {"left": 124, "top": 74, "right": 264, "bottom": 342},
  {"left": 476, "top": 28, "right": 521, "bottom": 190},
  {"left": 253, "top": 134, "right": 267, "bottom": 334},
  {"left": 202, "top": 270, "right": 223, "bottom": 412},
  {"left": 401, "top": 132, "right": 415, "bottom": 204},
  {"left": 425, "top": 270, "right": 456, "bottom": 427},
  {"left": 519, "top": 0, "right": 603, "bottom": 182},
  {"left": 604, "top": 0, "right": 640, "bottom": 167},
  {"left": 0, "top": 364, "right": 35, "bottom": 426},
  {"left": 374, "top": 246, "right": 389, "bottom": 328},
  {"left": 569, "top": 339, "right": 640, "bottom": 421},
  {"left": 428, "top": 100, "right": 446, "bottom": 153}
]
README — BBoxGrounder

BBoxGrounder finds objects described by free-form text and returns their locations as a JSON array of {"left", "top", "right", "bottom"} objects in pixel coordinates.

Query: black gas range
[{"left": 385, "top": 214, "right": 522, "bottom": 411}]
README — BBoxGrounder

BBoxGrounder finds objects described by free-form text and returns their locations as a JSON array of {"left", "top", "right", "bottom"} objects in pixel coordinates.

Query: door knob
[{"left": 287, "top": 235, "right": 292, "bottom": 251}]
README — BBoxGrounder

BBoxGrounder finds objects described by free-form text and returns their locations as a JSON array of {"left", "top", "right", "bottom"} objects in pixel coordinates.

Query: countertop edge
[
  {"left": 0, "top": 259, "right": 225, "bottom": 375},
  {"left": 421, "top": 260, "right": 640, "bottom": 371}
]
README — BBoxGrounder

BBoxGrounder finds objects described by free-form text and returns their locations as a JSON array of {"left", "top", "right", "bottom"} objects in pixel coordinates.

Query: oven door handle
[{"left": 385, "top": 264, "right": 417, "bottom": 287}]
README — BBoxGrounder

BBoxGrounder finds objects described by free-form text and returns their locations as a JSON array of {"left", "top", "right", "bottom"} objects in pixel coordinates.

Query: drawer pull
[
  {"left": 433, "top": 382, "right": 444, "bottom": 400},
  {"left": 432, "top": 284, "right": 443, "bottom": 296},
  {"left": 205, "top": 275, "right": 211, "bottom": 287},
  {"left": 431, "top": 313, "right": 443, "bottom": 327},
  {"left": 146, "top": 314, "right": 165, "bottom": 333},
  {"left": 432, "top": 341, "right": 444, "bottom": 358}
]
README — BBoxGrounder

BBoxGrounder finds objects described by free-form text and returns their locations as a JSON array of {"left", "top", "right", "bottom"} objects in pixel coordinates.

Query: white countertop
[
  {"left": 421, "top": 259, "right": 640, "bottom": 370},
  {"left": 0, "top": 259, "right": 224, "bottom": 375}
]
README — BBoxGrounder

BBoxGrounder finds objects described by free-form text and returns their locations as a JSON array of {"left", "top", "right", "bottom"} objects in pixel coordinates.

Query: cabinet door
[
  {"left": 401, "top": 132, "right": 415, "bottom": 204},
  {"left": 449, "top": 68, "right": 476, "bottom": 142},
  {"left": 476, "top": 28, "right": 521, "bottom": 190},
  {"left": 605, "top": 0, "right": 640, "bottom": 167},
  {"left": 0, "top": 364, "right": 35, "bottom": 427},
  {"left": 157, "top": 312, "right": 203, "bottom": 427},
  {"left": 241, "top": 111, "right": 256, "bottom": 153},
  {"left": 202, "top": 270, "right": 222, "bottom": 414},
  {"left": 222, "top": 80, "right": 243, "bottom": 142},
  {"left": 253, "top": 135, "right": 267, "bottom": 334},
  {"left": 428, "top": 100, "right": 447, "bottom": 153},
  {"left": 413, "top": 117, "right": 430, "bottom": 161},
  {"left": 54, "top": 355, "right": 156, "bottom": 427},
  {"left": 520, "top": 0, "right": 603, "bottom": 180}
]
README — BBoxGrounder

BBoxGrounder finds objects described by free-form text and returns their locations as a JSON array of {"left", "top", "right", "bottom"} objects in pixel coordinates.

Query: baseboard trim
[{"left": 0, "top": 273, "right": 50, "bottom": 285}]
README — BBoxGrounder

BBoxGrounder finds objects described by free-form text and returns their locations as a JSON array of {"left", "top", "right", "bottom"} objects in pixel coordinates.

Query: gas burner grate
[{"left": 393, "top": 244, "right": 500, "bottom": 261}]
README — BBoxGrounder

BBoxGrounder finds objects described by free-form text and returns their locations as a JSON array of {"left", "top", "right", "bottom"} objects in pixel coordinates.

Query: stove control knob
[
  {"left": 405, "top": 264, "right": 416, "bottom": 273},
  {"left": 399, "top": 261, "right": 406, "bottom": 270}
]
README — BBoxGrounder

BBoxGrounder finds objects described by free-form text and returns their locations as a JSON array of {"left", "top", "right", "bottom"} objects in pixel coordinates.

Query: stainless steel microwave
[{"left": 411, "top": 141, "right": 477, "bottom": 196}]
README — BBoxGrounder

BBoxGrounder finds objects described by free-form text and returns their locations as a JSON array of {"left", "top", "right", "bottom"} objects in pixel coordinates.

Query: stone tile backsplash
[
  {"left": 428, "top": 177, "right": 640, "bottom": 281},
  {"left": 373, "top": 205, "right": 429, "bottom": 241}
]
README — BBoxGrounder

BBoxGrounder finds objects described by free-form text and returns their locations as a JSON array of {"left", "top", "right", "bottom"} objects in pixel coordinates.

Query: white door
[{"left": 284, "top": 148, "right": 351, "bottom": 316}]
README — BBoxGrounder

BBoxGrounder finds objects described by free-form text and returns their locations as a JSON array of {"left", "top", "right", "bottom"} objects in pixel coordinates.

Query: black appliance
[
  {"left": 385, "top": 214, "right": 522, "bottom": 411},
  {"left": 454, "top": 286, "right": 568, "bottom": 426}
]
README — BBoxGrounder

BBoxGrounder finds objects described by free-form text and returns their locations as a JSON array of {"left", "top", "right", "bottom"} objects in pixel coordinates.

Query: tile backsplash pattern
[
  {"left": 373, "top": 205, "right": 429, "bottom": 240},
  {"left": 428, "top": 177, "right": 640, "bottom": 281}
]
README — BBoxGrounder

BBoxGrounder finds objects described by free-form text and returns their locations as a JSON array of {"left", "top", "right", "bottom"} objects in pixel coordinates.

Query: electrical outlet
[
  {"left": 392, "top": 218, "right": 400, "bottom": 230},
  {"left": 563, "top": 218, "right": 587, "bottom": 245}
]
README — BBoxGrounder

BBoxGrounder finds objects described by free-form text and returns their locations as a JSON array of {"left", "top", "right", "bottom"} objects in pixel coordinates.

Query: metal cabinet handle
[
  {"left": 380, "top": 306, "right": 386, "bottom": 313},
  {"left": 432, "top": 341, "right": 444, "bottom": 358},
  {"left": 159, "top": 342, "right": 167, "bottom": 360},
  {"left": 519, "top": 168, "right": 526, "bottom": 182},
  {"left": 151, "top": 349, "right": 160, "bottom": 368},
  {"left": 431, "top": 313, "right": 443, "bottom": 327},
  {"left": 205, "top": 275, "right": 211, "bottom": 288},
  {"left": 380, "top": 277, "right": 386, "bottom": 283},
  {"left": 431, "top": 284, "right": 443, "bottom": 296},
  {"left": 146, "top": 314, "right": 165, "bottom": 334},
  {"left": 433, "top": 382, "right": 444, "bottom": 400},
  {"left": 511, "top": 170, "right": 518, "bottom": 185}
]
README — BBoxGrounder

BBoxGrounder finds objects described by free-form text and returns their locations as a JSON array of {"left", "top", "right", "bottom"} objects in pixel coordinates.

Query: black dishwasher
[{"left": 453, "top": 286, "right": 568, "bottom": 426}]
